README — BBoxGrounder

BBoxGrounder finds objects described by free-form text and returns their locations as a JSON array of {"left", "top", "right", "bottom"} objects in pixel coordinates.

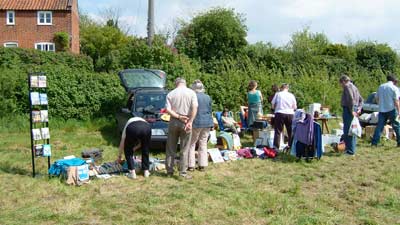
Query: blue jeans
[
  {"left": 342, "top": 107, "right": 356, "bottom": 155},
  {"left": 371, "top": 109, "right": 400, "bottom": 145}
]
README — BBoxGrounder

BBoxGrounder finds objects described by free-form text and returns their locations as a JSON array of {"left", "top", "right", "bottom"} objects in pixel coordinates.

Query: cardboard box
[
  {"left": 364, "top": 125, "right": 395, "bottom": 140},
  {"left": 364, "top": 125, "right": 376, "bottom": 139},
  {"left": 322, "top": 134, "right": 341, "bottom": 146}
]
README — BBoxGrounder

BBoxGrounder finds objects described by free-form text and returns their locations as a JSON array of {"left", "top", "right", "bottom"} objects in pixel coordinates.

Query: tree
[
  {"left": 354, "top": 42, "right": 399, "bottom": 72},
  {"left": 80, "top": 15, "right": 129, "bottom": 72},
  {"left": 174, "top": 8, "right": 247, "bottom": 63},
  {"left": 287, "top": 28, "right": 329, "bottom": 66}
]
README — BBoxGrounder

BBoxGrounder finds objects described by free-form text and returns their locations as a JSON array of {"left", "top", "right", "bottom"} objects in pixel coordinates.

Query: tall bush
[
  {"left": 54, "top": 32, "right": 70, "bottom": 52},
  {"left": 0, "top": 48, "right": 124, "bottom": 119}
]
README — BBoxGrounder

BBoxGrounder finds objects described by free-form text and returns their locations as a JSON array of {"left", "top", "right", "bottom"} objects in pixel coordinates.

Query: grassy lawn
[{"left": 0, "top": 116, "right": 399, "bottom": 225}]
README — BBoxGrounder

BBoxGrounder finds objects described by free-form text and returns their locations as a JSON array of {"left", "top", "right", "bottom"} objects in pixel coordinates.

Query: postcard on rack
[
  {"left": 32, "top": 110, "right": 41, "bottom": 123},
  {"left": 43, "top": 144, "right": 51, "bottom": 157},
  {"left": 39, "top": 93, "right": 48, "bottom": 105},
  {"left": 40, "top": 110, "right": 48, "bottom": 122},
  {"left": 34, "top": 144, "right": 43, "bottom": 157},
  {"left": 30, "top": 92, "right": 40, "bottom": 105},
  {"left": 32, "top": 129, "right": 42, "bottom": 140},
  {"left": 41, "top": 127, "right": 50, "bottom": 139},
  {"left": 38, "top": 75, "right": 47, "bottom": 88},
  {"left": 30, "top": 76, "right": 38, "bottom": 87}
]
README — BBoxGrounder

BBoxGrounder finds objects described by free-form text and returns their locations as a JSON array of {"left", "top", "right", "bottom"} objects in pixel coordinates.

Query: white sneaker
[
  {"left": 127, "top": 171, "right": 137, "bottom": 179},
  {"left": 144, "top": 170, "right": 150, "bottom": 178}
]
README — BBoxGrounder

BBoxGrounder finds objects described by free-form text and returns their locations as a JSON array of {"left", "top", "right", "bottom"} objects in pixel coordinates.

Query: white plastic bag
[
  {"left": 232, "top": 133, "right": 241, "bottom": 150},
  {"left": 348, "top": 117, "right": 362, "bottom": 138},
  {"left": 209, "top": 130, "right": 217, "bottom": 144}
]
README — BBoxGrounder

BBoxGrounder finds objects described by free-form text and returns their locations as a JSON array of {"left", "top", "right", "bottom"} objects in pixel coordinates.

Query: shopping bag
[
  {"left": 209, "top": 130, "right": 217, "bottom": 144},
  {"left": 232, "top": 133, "right": 241, "bottom": 150},
  {"left": 348, "top": 117, "right": 362, "bottom": 138}
]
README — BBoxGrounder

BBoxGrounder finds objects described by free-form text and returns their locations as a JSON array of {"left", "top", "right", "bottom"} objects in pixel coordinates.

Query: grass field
[{"left": 0, "top": 116, "right": 399, "bottom": 225}]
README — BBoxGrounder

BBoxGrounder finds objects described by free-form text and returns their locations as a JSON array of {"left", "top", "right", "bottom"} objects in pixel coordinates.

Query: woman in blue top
[
  {"left": 247, "top": 80, "right": 263, "bottom": 127},
  {"left": 188, "top": 80, "right": 213, "bottom": 171}
]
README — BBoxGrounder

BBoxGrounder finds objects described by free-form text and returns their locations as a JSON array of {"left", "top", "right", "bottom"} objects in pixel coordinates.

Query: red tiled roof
[{"left": 0, "top": 0, "right": 73, "bottom": 11}]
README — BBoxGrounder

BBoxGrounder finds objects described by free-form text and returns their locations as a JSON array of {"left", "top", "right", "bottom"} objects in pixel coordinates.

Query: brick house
[{"left": 0, "top": 0, "right": 79, "bottom": 53}]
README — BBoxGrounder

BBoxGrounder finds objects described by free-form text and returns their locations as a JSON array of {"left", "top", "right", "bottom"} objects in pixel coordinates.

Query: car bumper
[{"left": 150, "top": 135, "right": 167, "bottom": 150}]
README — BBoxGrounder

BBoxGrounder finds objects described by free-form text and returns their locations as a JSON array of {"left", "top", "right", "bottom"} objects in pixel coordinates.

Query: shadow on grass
[
  {"left": 99, "top": 121, "right": 121, "bottom": 147},
  {"left": 0, "top": 162, "right": 31, "bottom": 175}
]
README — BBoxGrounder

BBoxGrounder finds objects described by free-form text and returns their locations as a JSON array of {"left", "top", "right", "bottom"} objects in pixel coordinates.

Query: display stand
[{"left": 28, "top": 72, "right": 51, "bottom": 177}]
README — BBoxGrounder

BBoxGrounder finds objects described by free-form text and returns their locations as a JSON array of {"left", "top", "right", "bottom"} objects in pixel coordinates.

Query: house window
[
  {"left": 4, "top": 42, "right": 18, "bottom": 48},
  {"left": 37, "top": 11, "right": 52, "bottom": 25},
  {"left": 6, "top": 11, "right": 15, "bottom": 25},
  {"left": 35, "top": 43, "right": 55, "bottom": 52}
]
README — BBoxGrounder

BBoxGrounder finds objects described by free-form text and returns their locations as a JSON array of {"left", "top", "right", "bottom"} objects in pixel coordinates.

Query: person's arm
[
  {"left": 166, "top": 95, "right": 189, "bottom": 122},
  {"left": 292, "top": 95, "right": 297, "bottom": 110},
  {"left": 271, "top": 94, "right": 277, "bottom": 110},
  {"left": 184, "top": 92, "right": 198, "bottom": 131},
  {"left": 117, "top": 137, "right": 125, "bottom": 162},
  {"left": 259, "top": 90, "right": 263, "bottom": 102},
  {"left": 395, "top": 99, "right": 400, "bottom": 116}
]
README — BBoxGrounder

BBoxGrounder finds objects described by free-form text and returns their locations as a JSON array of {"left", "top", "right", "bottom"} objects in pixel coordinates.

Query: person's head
[
  {"left": 387, "top": 74, "right": 398, "bottom": 84},
  {"left": 339, "top": 74, "right": 351, "bottom": 86},
  {"left": 175, "top": 77, "right": 186, "bottom": 87},
  {"left": 281, "top": 83, "right": 289, "bottom": 91},
  {"left": 191, "top": 79, "right": 205, "bottom": 93},
  {"left": 272, "top": 84, "right": 279, "bottom": 92},
  {"left": 248, "top": 80, "right": 258, "bottom": 91},
  {"left": 223, "top": 108, "right": 229, "bottom": 117}
]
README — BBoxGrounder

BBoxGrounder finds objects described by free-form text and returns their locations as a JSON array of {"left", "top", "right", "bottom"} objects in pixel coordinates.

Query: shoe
[
  {"left": 188, "top": 167, "right": 195, "bottom": 171},
  {"left": 144, "top": 170, "right": 150, "bottom": 178},
  {"left": 198, "top": 166, "right": 205, "bottom": 172},
  {"left": 179, "top": 173, "right": 193, "bottom": 179},
  {"left": 126, "top": 171, "right": 137, "bottom": 179}
]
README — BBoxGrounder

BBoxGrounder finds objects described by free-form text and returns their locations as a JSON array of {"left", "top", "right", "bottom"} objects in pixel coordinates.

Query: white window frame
[
  {"left": 6, "top": 11, "right": 15, "bottom": 25},
  {"left": 4, "top": 42, "right": 18, "bottom": 48},
  {"left": 35, "top": 42, "right": 55, "bottom": 52},
  {"left": 37, "top": 11, "right": 52, "bottom": 25}
]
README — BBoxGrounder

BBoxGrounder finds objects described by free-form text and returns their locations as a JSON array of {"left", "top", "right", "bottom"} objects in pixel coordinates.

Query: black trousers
[
  {"left": 273, "top": 113, "right": 293, "bottom": 149},
  {"left": 124, "top": 121, "right": 151, "bottom": 171}
]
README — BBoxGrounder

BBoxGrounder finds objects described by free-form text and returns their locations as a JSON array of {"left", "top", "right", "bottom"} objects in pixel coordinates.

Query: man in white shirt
[
  {"left": 165, "top": 77, "right": 198, "bottom": 178},
  {"left": 271, "top": 83, "right": 297, "bottom": 150},
  {"left": 371, "top": 75, "right": 400, "bottom": 147}
]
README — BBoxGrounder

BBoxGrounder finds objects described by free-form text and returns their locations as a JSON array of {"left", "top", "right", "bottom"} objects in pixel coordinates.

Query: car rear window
[
  {"left": 134, "top": 92, "right": 167, "bottom": 113},
  {"left": 119, "top": 70, "right": 166, "bottom": 90}
]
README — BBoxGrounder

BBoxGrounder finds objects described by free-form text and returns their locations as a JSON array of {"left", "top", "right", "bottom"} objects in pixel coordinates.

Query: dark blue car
[{"left": 116, "top": 69, "right": 169, "bottom": 150}]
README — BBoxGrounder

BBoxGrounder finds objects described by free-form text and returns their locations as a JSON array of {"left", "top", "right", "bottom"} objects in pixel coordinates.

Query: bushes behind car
[{"left": 0, "top": 48, "right": 125, "bottom": 119}]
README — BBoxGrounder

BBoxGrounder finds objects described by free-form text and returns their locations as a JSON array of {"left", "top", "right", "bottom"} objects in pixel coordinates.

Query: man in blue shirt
[{"left": 371, "top": 75, "right": 400, "bottom": 147}]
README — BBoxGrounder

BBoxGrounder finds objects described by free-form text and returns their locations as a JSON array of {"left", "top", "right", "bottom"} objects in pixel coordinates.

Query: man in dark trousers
[
  {"left": 371, "top": 74, "right": 400, "bottom": 147},
  {"left": 165, "top": 77, "right": 198, "bottom": 179},
  {"left": 339, "top": 75, "right": 363, "bottom": 156},
  {"left": 271, "top": 83, "right": 297, "bottom": 150}
]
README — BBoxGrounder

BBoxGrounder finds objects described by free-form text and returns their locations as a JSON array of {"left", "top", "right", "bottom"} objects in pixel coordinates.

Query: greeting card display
[{"left": 29, "top": 73, "right": 51, "bottom": 177}]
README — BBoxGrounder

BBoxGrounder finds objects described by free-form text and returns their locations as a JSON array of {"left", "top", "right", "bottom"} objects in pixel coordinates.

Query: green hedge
[
  {"left": 0, "top": 47, "right": 395, "bottom": 120},
  {"left": 0, "top": 48, "right": 124, "bottom": 119}
]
